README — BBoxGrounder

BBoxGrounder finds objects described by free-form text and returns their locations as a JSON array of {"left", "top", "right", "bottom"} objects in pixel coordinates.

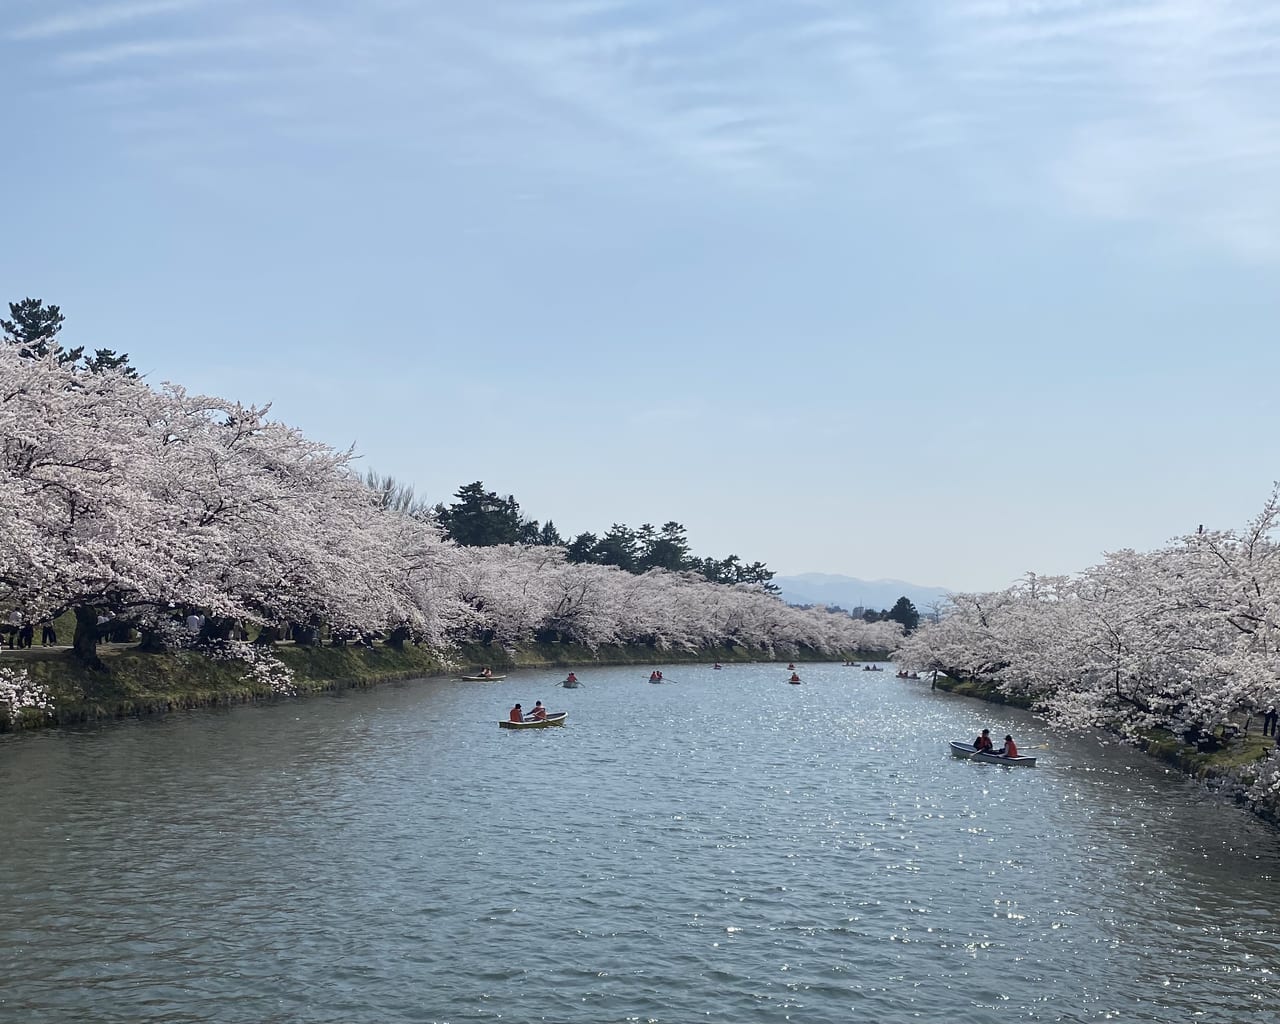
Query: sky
[{"left": 3, "top": 0, "right": 1279, "bottom": 594}]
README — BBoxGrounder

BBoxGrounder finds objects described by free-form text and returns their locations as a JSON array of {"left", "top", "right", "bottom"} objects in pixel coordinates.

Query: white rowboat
[{"left": 949, "top": 740, "right": 1037, "bottom": 767}]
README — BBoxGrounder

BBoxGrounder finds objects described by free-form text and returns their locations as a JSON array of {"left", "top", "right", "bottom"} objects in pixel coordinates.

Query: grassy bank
[
  {"left": 928, "top": 674, "right": 1034, "bottom": 709},
  {"left": 1, "top": 641, "right": 879, "bottom": 731}
]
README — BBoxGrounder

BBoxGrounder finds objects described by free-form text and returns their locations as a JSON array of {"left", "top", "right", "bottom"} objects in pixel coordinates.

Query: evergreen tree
[
  {"left": 2, "top": 297, "right": 81, "bottom": 364},
  {"left": 566, "top": 531, "right": 599, "bottom": 563},
  {"left": 594, "top": 524, "right": 639, "bottom": 572},
  {"left": 888, "top": 596, "right": 920, "bottom": 633},
  {"left": 640, "top": 521, "right": 691, "bottom": 571},
  {"left": 3, "top": 298, "right": 136, "bottom": 374},
  {"left": 83, "top": 348, "right": 139, "bottom": 378},
  {"left": 436, "top": 481, "right": 526, "bottom": 546}
]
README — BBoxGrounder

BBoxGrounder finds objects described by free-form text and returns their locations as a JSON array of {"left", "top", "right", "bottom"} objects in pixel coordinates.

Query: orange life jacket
[
  {"left": 532, "top": 707, "right": 546, "bottom": 720},
  {"left": 1004, "top": 740, "right": 1018, "bottom": 757},
  {"left": 974, "top": 735, "right": 992, "bottom": 751},
  {"left": 510, "top": 708, "right": 523, "bottom": 722}
]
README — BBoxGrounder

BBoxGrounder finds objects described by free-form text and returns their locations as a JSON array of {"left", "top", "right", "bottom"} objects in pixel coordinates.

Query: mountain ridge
[{"left": 773, "top": 573, "right": 952, "bottom": 613}]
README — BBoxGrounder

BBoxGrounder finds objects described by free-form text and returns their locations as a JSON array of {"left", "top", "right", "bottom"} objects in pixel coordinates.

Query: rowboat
[
  {"left": 949, "top": 740, "right": 1037, "bottom": 767},
  {"left": 461, "top": 674, "right": 506, "bottom": 681},
  {"left": 499, "top": 711, "right": 567, "bottom": 729},
  {"left": 561, "top": 679, "right": 580, "bottom": 688}
]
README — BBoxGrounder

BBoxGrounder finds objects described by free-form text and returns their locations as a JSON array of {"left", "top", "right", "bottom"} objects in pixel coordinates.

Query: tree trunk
[
  {"left": 72, "top": 605, "right": 104, "bottom": 669},
  {"left": 205, "top": 616, "right": 238, "bottom": 643},
  {"left": 137, "top": 626, "right": 166, "bottom": 652},
  {"left": 387, "top": 626, "right": 409, "bottom": 649}
]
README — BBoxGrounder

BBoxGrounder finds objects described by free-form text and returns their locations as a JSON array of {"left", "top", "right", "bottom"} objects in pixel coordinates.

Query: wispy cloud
[
  {"left": 10, "top": 0, "right": 214, "bottom": 40},
  {"left": 7, "top": 0, "right": 1278, "bottom": 258},
  {"left": 939, "top": 0, "right": 1280, "bottom": 257}
]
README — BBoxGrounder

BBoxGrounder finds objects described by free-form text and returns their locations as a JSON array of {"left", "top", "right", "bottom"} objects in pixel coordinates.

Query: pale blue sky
[{"left": 3, "top": 0, "right": 1278, "bottom": 592}]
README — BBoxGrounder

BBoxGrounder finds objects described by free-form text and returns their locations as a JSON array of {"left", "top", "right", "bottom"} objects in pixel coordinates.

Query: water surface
[{"left": 2, "top": 661, "right": 1277, "bottom": 1022}]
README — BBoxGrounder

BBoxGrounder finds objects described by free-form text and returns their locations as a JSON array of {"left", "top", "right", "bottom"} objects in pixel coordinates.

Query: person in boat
[
  {"left": 787, "top": 663, "right": 796, "bottom": 670},
  {"left": 480, "top": 666, "right": 494, "bottom": 678},
  {"left": 649, "top": 671, "right": 659, "bottom": 682},
  {"left": 565, "top": 672, "right": 578, "bottom": 685},
  {"left": 789, "top": 672, "right": 801, "bottom": 683},
  {"left": 656, "top": 670, "right": 663, "bottom": 681},
  {"left": 531, "top": 701, "right": 547, "bottom": 721},
  {"left": 973, "top": 729, "right": 993, "bottom": 753},
  {"left": 998, "top": 735, "right": 1018, "bottom": 757},
  {"left": 713, "top": 663, "right": 722, "bottom": 669},
  {"left": 509, "top": 703, "right": 523, "bottom": 723}
]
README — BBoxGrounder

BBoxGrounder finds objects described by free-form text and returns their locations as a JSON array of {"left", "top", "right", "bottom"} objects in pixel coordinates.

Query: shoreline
[
  {"left": 0, "top": 642, "right": 887, "bottom": 732},
  {"left": 925, "top": 673, "right": 1280, "bottom": 828}
]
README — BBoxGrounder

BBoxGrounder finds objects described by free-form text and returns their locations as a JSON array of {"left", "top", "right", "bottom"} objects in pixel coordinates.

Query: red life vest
[
  {"left": 1004, "top": 740, "right": 1018, "bottom": 757},
  {"left": 510, "top": 707, "right": 523, "bottom": 722}
]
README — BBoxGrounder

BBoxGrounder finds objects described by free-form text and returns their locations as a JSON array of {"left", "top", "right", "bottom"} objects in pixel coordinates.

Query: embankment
[{"left": 1, "top": 642, "right": 885, "bottom": 732}]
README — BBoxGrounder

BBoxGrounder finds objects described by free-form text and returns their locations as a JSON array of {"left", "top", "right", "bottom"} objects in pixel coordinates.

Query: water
[{"left": 1, "top": 662, "right": 1278, "bottom": 1023}]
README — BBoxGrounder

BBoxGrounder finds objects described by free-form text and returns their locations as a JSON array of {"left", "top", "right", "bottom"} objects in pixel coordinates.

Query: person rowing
[
  {"left": 530, "top": 701, "right": 547, "bottom": 721},
  {"left": 973, "top": 728, "right": 993, "bottom": 753}
]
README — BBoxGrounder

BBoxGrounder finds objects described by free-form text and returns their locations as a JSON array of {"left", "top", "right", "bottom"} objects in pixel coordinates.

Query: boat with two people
[
  {"left": 949, "top": 739, "right": 1037, "bottom": 767},
  {"left": 788, "top": 672, "right": 801, "bottom": 685},
  {"left": 561, "top": 672, "right": 580, "bottom": 688},
  {"left": 500, "top": 712, "right": 567, "bottom": 730},
  {"left": 501, "top": 701, "right": 567, "bottom": 729},
  {"left": 648, "top": 671, "right": 665, "bottom": 683}
]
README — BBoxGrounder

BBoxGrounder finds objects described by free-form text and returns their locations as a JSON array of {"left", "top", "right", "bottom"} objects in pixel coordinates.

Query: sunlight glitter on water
[{"left": 2, "top": 661, "right": 1279, "bottom": 1022}]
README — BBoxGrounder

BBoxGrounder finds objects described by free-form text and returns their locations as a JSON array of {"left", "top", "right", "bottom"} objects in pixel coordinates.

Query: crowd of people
[{"left": 4, "top": 610, "right": 57, "bottom": 648}]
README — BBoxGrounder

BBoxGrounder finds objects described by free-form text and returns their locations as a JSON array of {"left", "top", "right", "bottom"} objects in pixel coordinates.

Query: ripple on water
[{"left": 2, "top": 663, "right": 1279, "bottom": 1022}]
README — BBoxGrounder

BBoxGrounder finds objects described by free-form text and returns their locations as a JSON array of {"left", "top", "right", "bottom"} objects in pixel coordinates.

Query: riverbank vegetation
[
  {"left": 1, "top": 640, "right": 863, "bottom": 730},
  {"left": 430, "top": 481, "right": 778, "bottom": 590},
  {"left": 895, "top": 497, "right": 1280, "bottom": 814},
  {"left": 0, "top": 300, "right": 899, "bottom": 727}
]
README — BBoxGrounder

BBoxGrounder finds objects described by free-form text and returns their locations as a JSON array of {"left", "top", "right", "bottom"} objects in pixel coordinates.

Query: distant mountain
[{"left": 773, "top": 573, "right": 952, "bottom": 614}]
